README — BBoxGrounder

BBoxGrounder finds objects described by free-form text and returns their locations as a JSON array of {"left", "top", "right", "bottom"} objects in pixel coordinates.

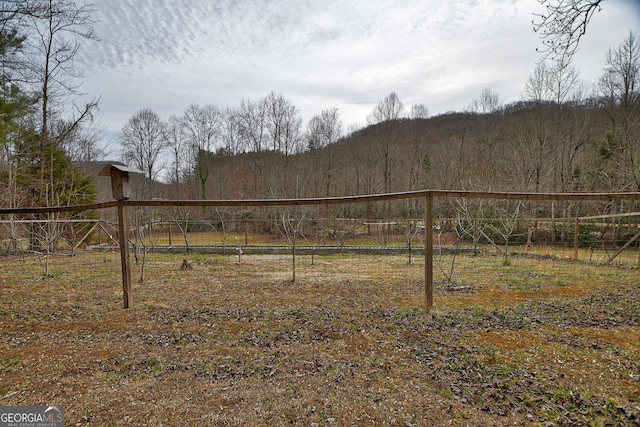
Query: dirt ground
[{"left": 0, "top": 252, "right": 638, "bottom": 426}]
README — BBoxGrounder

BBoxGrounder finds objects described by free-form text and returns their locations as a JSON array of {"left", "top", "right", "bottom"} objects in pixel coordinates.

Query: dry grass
[{"left": 0, "top": 251, "right": 638, "bottom": 426}]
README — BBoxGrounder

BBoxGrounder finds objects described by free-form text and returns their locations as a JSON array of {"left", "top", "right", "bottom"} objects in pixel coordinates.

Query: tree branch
[{"left": 533, "top": 0, "right": 603, "bottom": 62}]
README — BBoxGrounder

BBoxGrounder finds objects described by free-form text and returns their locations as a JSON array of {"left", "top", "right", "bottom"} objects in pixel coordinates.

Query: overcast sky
[{"left": 75, "top": 0, "right": 640, "bottom": 148}]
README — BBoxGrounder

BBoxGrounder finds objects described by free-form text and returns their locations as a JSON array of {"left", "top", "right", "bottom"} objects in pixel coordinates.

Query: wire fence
[{"left": 1, "top": 191, "right": 639, "bottom": 311}]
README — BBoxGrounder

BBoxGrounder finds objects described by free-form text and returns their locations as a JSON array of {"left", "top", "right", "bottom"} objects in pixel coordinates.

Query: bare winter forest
[
  {"left": 99, "top": 77, "right": 640, "bottom": 216},
  {"left": 141, "top": 93, "right": 640, "bottom": 202},
  {"left": 73, "top": 31, "right": 640, "bottom": 219}
]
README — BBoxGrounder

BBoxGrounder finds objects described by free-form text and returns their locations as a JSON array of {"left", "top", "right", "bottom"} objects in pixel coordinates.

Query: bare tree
[
  {"left": 236, "top": 98, "right": 267, "bottom": 197},
  {"left": 401, "top": 122, "right": 431, "bottom": 217},
  {"left": 25, "top": 0, "right": 99, "bottom": 191},
  {"left": 163, "top": 114, "right": 189, "bottom": 196},
  {"left": 120, "top": 108, "right": 165, "bottom": 181},
  {"left": 306, "top": 114, "right": 324, "bottom": 153},
  {"left": 403, "top": 219, "right": 423, "bottom": 265},
  {"left": 220, "top": 106, "right": 242, "bottom": 155},
  {"left": 182, "top": 104, "right": 220, "bottom": 200},
  {"left": 56, "top": 117, "right": 105, "bottom": 162},
  {"left": 597, "top": 31, "right": 640, "bottom": 190},
  {"left": 410, "top": 103, "right": 429, "bottom": 119},
  {"left": 306, "top": 108, "right": 342, "bottom": 197},
  {"left": 277, "top": 206, "right": 307, "bottom": 283},
  {"left": 367, "top": 91, "right": 405, "bottom": 125},
  {"left": 545, "top": 61, "right": 588, "bottom": 190},
  {"left": 600, "top": 31, "right": 640, "bottom": 118},
  {"left": 237, "top": 98, "right": 266, "bottom": 153},
  {"left": 306, "top": 108, "right": 342, "bottom": 151},
  {"left": 492, "top": 200, "right": 524, "bottom": 265},
  {"left": 261, "top": 91, "right": 302, "bottom": 196},
  {"left": 547, "top": 61, "right": 581, "bottom": 104},
  {"left": 264, "top": 91, "right": 302, "bottom": 156},
  {"left": 524, "top": 62, "right": 552, "bottom": 101},
  {"left": 469, "top": 87, "right": 502, "bottom": 114},
  {"left": 520, "top": 63, "right": 555, "bottom": 192},
  {"left": 464, "top": 88, "right": 506, "bottom": 191},
  {"left": 368, "top": 92, "right": 405, "bottom": 219}
]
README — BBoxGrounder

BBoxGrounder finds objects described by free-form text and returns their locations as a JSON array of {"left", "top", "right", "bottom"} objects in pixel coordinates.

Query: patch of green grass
[
  {"left": 0, "top": 308, "right": 17, "bottom": 318},
  {"left": 394, "top": 305, "right": 423, "bottom": 320},
  {"left": 0, "top": 358, "right": 21, "bottom": 370}
]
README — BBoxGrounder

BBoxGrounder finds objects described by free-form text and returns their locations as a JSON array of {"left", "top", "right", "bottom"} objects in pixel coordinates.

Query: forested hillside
[{"left": 171, "top": 98, "right": 637, "bottom": 203}]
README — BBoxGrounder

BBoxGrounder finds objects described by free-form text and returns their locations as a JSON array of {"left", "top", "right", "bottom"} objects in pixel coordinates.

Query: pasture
[{"left": 0, "top": 250, "right": 638, "bottom": 426}]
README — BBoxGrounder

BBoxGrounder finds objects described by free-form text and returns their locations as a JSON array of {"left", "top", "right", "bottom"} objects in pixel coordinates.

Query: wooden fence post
[
  {"left": 117, "top": 202, "right": 133, "bottom": 308},
  {"left": 99, "top": 164, "right": 142, "bottom": 309},
  {"left": 571, "top": 217, "right": 580, "bottom": 261},
  {"left": 425, "top": 193, "right": 433, "bottom": 312}
]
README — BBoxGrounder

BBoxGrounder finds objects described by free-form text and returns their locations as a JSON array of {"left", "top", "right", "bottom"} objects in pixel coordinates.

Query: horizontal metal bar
[{"left": 2, "top": 190, "right": 640, "bottom": 215}]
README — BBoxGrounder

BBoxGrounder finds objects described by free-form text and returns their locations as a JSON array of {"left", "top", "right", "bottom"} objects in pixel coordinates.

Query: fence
[{"left": 1, "top": 190, "right": 639, "bottom": 311}]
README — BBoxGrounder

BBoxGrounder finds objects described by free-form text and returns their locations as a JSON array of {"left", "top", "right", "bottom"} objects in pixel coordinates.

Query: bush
[{"left": 617, "top": 230, "right": 640, "bottom": 247}]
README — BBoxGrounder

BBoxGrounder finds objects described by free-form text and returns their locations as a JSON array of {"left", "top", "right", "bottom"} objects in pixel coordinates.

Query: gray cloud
[{"left": 76, "top": 0, "right": 640, "bottom": 140}]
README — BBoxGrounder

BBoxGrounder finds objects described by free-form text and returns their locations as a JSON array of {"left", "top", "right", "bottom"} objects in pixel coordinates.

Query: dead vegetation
[{"left": 0, "top": 252, "right": 638, "bottom": 426}]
